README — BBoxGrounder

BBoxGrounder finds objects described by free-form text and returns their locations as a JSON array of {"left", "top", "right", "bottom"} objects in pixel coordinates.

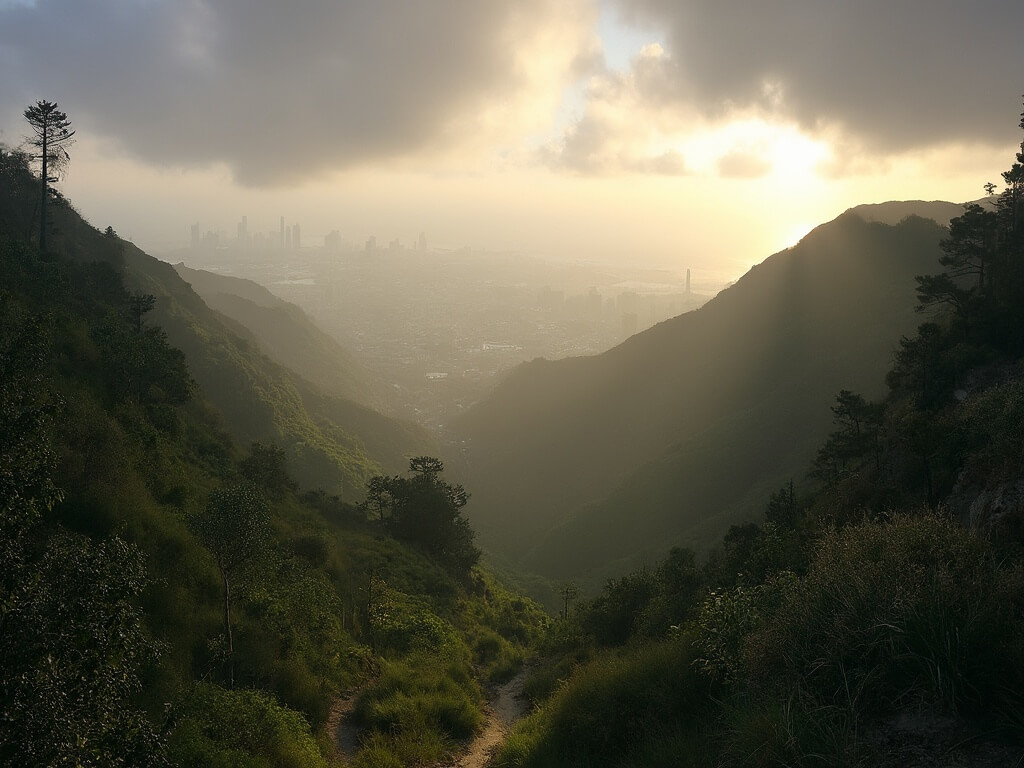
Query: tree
[
  {"left": 0, "top": 302, "right": 165, "bottom": 765},
  {"left": 361, "top": 457, "right": 479, "bottom": 575},
  {"left": 239, "top": 442, "right": 298, "bottom": 500},
  {"left": 190, "top": 484, "right": 271, "bottom": 688},
  {"left": 937, "top": 203, "right": 997, "bottom": 292},
  {"left": 23, "top": 100, "right": 75, "bottom": 253}
]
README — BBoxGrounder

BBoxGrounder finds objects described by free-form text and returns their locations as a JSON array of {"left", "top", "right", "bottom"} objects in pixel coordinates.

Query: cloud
[
  {"left": 540, "top": 43, "right": 691, "bottom": 175},
  {"left": 716, "top": 150, "right": 770, "bottom": 179},
  {"left": 614, "top": 0, "right": 1024, "bottom": 153},
  {"left": 0, "top": 0, "right": 595, "bottom": 184}
]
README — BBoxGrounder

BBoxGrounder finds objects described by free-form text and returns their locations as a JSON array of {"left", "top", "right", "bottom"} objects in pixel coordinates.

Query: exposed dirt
[
  {"left": 325, "top": 687, "right": 363, "bottom": 763},
  {"left": 442, "top": 665, "right": 533, "bottom": 768},
  {"left": 328, "top": 664, "right": 533, "bottom": 768}
]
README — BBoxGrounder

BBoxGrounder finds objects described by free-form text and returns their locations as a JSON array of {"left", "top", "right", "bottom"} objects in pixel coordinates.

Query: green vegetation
[
  {"left": 493, "top": 105, "right": 1024, "bottom": 767},
  {"left": 0, "top": 130, "right": 546, "bottom": 766},
  {"left": 363, "top": 456, "right": 480, "bottom": 576}
]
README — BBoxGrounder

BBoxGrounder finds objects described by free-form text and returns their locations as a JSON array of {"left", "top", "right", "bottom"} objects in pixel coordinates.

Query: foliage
[
  {"left": 352, "top": 653, "right": 483, "bottom": 764},
  {"left": 0, "top": 532, "right": 166, "bottom": 767},
  {"left": 363, "top": 457, "right": 480, "bottom": 575},
  {"left": 0, "top": 295, "right": 166, "bottom": 766},
  {"left": 240, "top": 442, "right": 298, "bottom": 500},
  {"left": 190, "top": 484, "right": 272, "bottom": 688},
  {"left": 746, "top": 515, "right": 1024, "bottom": 716},
  {"left": 22, "top": 99, "right": 75, "bottom": 252},
  {"left": 494, "top": 640, "right": 713, "bottom": 768},
  {"left": 168, "top": 684, "right": 330, "bottom": 768}
]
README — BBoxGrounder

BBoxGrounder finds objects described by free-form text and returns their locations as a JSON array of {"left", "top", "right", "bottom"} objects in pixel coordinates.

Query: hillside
[
  {"left": 493, "top": 123, "right": 1024, "bottom": 768},
  {"left": 0, "top": 143, "right": 546, "bottom": 767},
  {"left": 173, "top": 263, "right": 380, "bottom": 408},
  {"left": 122, "top": 245, "right": 432, "bottom": 495},
  {"left": 454, "top": 211, "right": 947, "bottom": 583},
  {"left": 847, "top": 199, "right": 969, "bottom": 227}
]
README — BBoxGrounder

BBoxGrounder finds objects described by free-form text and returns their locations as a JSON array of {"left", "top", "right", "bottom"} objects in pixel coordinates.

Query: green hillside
[
  {"left": 0, "top": 144, "right": 546, "bottom": 767},
  {"left": 123, "top": 249, "right": 433, "bottom": 495},
  {"left": 173, "top": 264, "right": 380, "bottom": 409},
  {"left": 455, "top": 211, "right": 946, "bottom": 584}
]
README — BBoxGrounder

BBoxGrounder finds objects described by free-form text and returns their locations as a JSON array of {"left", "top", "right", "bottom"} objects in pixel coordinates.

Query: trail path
[
  {"left": 328, "top": 664, "right": 532, "bottom": 768},
  {"left": 443, "top": 665, "right": 532, "bottom": 768},
  {"left": 325, "top": 687, "right": 363, "bottom": 763}
]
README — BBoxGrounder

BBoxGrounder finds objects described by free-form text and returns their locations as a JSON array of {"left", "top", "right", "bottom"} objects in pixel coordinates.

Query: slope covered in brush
[
  {"left": 455, "top": 211, "right": 945, "bottom": 582},
  {"left": 0, "top": 144, "right": 546, "bottom": 767}
]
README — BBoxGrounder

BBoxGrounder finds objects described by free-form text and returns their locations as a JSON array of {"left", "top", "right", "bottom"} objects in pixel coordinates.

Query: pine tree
[{"left": 23, "top": 100, "right": 75, "bottom": 252}]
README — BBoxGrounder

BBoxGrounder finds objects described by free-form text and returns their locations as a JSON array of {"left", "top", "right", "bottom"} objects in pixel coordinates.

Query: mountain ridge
[{"left": 453, "top": 210, "right": 948, "bottom": 584}]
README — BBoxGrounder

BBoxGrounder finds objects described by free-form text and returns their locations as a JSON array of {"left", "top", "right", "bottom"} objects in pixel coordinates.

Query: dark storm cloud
[
  {"left": 0, "top": 0, "right": 582, "bottom": 184},
  {"left": 616, "top": 0, "right": 1024, "bottom": 151}
]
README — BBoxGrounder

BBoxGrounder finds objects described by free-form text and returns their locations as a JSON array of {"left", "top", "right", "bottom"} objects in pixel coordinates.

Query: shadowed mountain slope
[
  {"left": 123, "top": 250, "right": 432, "bottom": 495},
  {"left": 453, "top": 211, "right": 949, "bottom": 584},
  {"left": 173, "top": 264, "right": 380, "bottom": 409}
]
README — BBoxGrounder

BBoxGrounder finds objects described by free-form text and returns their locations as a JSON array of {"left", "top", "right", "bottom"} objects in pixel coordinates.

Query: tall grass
[{"left": 494, "top": 639, "right": 713, "bottom": 768}]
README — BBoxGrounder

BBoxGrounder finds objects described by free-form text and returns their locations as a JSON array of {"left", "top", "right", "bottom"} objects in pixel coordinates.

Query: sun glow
[{"left": 677, "top": 118, "right": 830, "bottom": 182}]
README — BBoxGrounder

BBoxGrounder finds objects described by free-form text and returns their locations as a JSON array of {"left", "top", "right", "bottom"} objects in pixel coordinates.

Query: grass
[
  {"left": 493, "top": 638, "right": 713, "bottom": 768},
  {"left": 350, "top": 652, "right": 483, "bottom": 765}
]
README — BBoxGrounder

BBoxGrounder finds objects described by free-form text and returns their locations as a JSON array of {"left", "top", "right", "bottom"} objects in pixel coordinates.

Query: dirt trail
[
  {"left": 444, "top": 665, "right": 532, "bottom": 768},
  {"left": 328, "top": 664, "right": 532, "bottom": 768},
  {"left": 325, "top": 688, "right": 362, "bottom": 763}
]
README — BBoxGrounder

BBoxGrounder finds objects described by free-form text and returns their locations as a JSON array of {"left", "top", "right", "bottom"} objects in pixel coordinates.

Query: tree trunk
[
  {"left": 39, "top": 119, "right": 47, "bottom": 252},
  {"left": 223, "top": 571, "right": 234, "bottom": 689}
]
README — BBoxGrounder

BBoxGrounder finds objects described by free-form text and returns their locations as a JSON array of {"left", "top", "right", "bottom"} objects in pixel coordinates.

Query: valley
[{"left": 167, "top": 243, "right": 716, "bottom": 431}]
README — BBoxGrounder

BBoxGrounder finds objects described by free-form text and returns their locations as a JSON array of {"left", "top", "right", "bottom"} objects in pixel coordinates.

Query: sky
[{"left": 2, "top": 0, "right": 1023, "bottom": 280}]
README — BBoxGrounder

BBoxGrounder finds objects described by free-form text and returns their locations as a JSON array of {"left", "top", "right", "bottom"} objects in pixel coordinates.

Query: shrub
[
  {"left": 746, "top": 513, "right": 1024, "bottom": 719},
  {"left": 494, "top": 640, "right": 713, "bottom": 768},
  {"left": 168, "top": 683, "right": 330, "bottom": 768}
]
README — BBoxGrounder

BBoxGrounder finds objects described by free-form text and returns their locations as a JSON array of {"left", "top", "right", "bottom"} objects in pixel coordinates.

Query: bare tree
[{"left": 23, "top": 100, "right": 75, "bottom": 252}]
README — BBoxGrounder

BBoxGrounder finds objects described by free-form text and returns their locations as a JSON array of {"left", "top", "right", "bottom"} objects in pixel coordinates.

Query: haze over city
[{"left": 2, "top": 0, "right": 1022, "bottom": 280}]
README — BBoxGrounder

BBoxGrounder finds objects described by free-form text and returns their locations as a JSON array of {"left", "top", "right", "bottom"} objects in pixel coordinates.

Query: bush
[
  {"left": 494, "top": 640, "right": 713, "bottom": 768},
  {"left": 168, "top": 683, "right": 330, "bottom": 768},
  {"left": 746, "top": 513, "right": 1024, "bottom": 719}
]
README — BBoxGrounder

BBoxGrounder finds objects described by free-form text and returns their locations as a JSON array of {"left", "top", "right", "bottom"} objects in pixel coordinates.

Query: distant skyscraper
[
  {"left": 280, "top": 216, "right": 285, "bottom": 248},
  {"left": 285, "top": 227, "right": 292, "bottom": 250},
  {"left": 365, "top": 235, "right": 377, "bottom": 252},
  {"left": 418, "top": 231, "right": 427, "bottom": 251},
  {"left": 292, "top": 223, "right": 301, "bottom": 250},
  {"left": 686, "top": 268, "right": 691, "bottom": 294}
]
